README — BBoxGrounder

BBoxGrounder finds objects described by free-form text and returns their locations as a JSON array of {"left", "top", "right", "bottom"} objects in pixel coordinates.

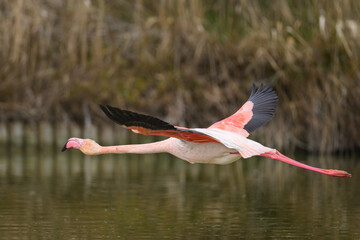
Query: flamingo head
[{"left": 61, "top": 138, "right": 101, "bottom": 155}]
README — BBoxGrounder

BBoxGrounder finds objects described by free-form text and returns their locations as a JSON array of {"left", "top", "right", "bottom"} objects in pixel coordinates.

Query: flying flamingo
[{"left": 62, "top": 84, "right": 351, "bottom": 178}]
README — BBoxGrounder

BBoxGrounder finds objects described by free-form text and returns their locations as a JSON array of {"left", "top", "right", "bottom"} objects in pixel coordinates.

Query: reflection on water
[{"left": 0, "top": 145, "right": 359, "bottom": 239}]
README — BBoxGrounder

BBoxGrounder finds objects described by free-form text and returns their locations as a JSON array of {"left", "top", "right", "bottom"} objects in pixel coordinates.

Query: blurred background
[
  {"left": 0, "top": 0, "right": 359, "bottom": 153},
  {"left": 1, "top": 1, "right": 360, "bottom": 239}
]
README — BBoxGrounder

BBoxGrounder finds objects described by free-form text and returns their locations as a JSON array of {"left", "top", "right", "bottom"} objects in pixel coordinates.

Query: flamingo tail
[{"left": 260, "top": 150, "right": 351, "bottom": 178}]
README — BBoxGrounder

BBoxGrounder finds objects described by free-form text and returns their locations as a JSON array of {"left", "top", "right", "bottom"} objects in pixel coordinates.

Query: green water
[{"left": 0, "top": 147, "right": 359, "bottom": 239}]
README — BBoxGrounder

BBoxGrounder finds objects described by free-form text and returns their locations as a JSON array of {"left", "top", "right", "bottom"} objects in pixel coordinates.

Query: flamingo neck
[{"left": 99, "top": 139, "right": 171, "bottom": 155}]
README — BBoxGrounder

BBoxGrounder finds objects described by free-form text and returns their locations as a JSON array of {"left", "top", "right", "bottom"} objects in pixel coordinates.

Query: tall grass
[{"left": 0, "top": 0, "right": 359, "bottom": 152}]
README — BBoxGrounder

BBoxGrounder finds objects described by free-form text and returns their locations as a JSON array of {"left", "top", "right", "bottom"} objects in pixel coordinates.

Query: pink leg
[{"left": 260, "top": 150, "right": 351, "bottom": 178}]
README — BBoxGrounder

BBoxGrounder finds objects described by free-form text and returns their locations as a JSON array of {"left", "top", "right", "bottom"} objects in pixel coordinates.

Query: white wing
[{"left": 192, "top": 128, "right": 275, "bottom": 158}]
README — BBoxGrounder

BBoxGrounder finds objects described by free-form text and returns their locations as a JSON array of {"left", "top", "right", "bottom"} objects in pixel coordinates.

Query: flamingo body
[
  {"left": 166, "top": 138, "right": 241, "bottom": 165},
  {"left": 62, "top": 84, "right": 351, "bottom": 178}
]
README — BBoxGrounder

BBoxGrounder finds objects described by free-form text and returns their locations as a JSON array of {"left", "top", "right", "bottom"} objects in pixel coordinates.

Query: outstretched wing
[
  {"left": 209, "top": 84, "right": 278, "bottom": 137},
  {"left": 99, "top": 105, "right": 219, "bottom": 143},
  {"left": 100, "top": 84, "right": 277, "bottom": 142}
]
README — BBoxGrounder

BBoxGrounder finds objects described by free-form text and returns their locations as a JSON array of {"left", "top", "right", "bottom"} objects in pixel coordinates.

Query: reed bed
[{"left": 0, "top": 0, "right": 359, "bottom": 153}]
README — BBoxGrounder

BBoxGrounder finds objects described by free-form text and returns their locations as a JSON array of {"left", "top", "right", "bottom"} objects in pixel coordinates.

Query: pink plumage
[{"left": 62, "top": 84, "right": 351, "bottom": 178}]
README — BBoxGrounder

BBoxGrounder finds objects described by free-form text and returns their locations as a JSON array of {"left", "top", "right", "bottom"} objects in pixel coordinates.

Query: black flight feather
[
  {"left": 243, "top": 84, "right": 278, "bottom": 133},
  {"left": 99, "top": 105, "right": 176, "bottom": 131}
]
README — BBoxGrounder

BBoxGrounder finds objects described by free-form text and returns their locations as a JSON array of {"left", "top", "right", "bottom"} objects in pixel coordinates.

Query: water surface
[{"left": 0, "top": 146, "right": 359, "bottom": 239}]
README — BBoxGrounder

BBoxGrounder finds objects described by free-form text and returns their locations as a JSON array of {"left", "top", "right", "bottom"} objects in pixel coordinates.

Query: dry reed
[{"left": 0, "top": 0, "right": 359, "bottom": 152}]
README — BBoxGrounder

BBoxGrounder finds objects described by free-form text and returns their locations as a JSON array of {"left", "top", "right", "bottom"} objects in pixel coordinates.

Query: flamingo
[{"left": 62, "top": 84, "right": 351, "bottom": 178}]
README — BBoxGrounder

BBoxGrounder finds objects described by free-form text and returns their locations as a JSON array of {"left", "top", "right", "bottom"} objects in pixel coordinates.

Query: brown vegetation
[{"left": 0, "top": 0, "right": 359, "bottom": 152}]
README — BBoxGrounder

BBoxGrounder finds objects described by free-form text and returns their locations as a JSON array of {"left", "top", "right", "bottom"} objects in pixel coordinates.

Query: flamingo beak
[
  {"left": 61, "top": 138, "right": 84, "bottom": 152},
  {"left": 61, "top": 141, "right": 68, "bottom": 152}
]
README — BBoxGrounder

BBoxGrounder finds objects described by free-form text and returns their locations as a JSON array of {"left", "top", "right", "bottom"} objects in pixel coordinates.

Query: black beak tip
[{"left": 61, "top": 142, "right": 68, "bottom": 152}]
